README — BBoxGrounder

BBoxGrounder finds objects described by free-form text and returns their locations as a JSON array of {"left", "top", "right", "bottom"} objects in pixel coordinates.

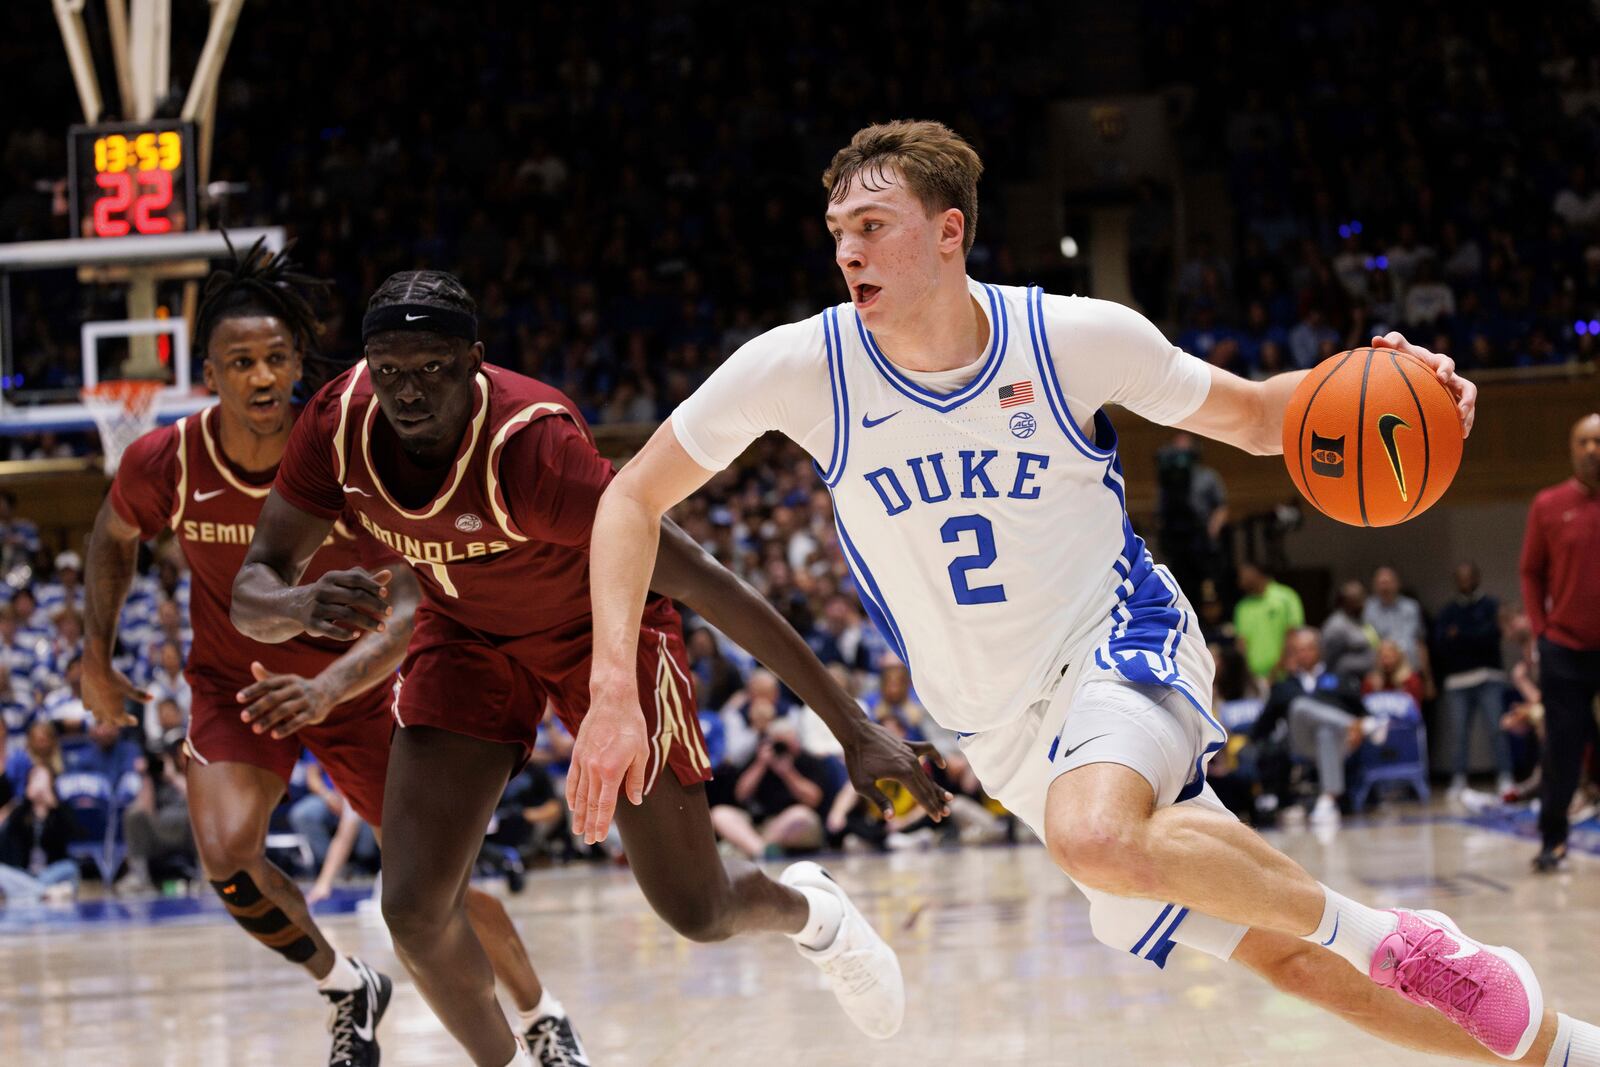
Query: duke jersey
[{"left": 805, "top": 284, "right": 1209, "bottom": 733}]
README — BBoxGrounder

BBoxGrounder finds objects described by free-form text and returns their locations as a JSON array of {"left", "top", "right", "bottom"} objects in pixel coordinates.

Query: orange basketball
[{"left": 1281, "top": 347, "right": 1463, "bottom": 527}]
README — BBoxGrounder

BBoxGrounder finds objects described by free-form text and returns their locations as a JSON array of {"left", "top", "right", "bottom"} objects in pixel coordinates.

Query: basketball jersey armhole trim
[
  {"left": 484, "top": 401, "right": 572, "bottom": 542},
  {"left": 1027, "top": 286, "right": 1114, "bottom": 462},
  {"left": 169, "top": 417, "right": 191, "bottom": 529},
  {"left": 332, "top": 364, "right": 366, "bottom": 484},
  {"left": 818, "top": 307, "right": 851, "bottom": 487},
  {"left": 359, "top": 372, "right": 490, "bottom": 520},
  {"left": 198, "top": 406, "right": 271, "bottom": 500},
  {"left": 854, "top": 281, "right": 1008, "bottom": 412},
  {"left": 830, "top": 508, "right": 910, "bottom": 668}
]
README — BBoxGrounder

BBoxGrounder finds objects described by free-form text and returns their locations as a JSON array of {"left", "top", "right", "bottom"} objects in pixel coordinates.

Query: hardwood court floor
[{"left": 2, "top": 815, "right": 1597, "bottom": 1066}]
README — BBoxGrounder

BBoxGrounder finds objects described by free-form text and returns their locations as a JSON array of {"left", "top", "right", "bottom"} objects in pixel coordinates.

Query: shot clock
[{"left": 68, "top": 120, "right": 198, "bottom": 239}]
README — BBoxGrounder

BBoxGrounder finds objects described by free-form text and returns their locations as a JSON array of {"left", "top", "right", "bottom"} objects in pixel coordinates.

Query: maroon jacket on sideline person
[{"left": 1519, "top": 478, "right": 1600, "bottom": 652}]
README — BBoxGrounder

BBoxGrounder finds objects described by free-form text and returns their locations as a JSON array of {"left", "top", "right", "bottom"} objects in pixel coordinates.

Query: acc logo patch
[
  {"left": 1310, "top": 432, "right": 1345, "bottom": 477},
  {"left": 1009, "top": 411, "right": 1037, "bottom": 439},
  {"left": 455, "top": 513, "right": 484, "bottom": 533}
]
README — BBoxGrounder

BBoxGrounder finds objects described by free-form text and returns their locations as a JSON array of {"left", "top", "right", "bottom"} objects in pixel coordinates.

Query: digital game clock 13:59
[{"left": 68, "top": 120, "right": 199, "bottom": 239}]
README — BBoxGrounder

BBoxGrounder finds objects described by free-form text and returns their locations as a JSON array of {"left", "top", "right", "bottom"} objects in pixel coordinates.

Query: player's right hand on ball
[
  {"left": 296, "top": 567, "right": 393, "bottom": 641},
  {"left": 81, "top": 657, "right": 149, "bottom": 729},
  {"left": 567, "top": 689, "right": 649, "bottom": 845}
]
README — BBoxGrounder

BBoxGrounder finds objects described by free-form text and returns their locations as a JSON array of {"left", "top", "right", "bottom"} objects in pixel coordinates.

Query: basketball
[{"left": 1281, "top": 347, "right": 1464, "bottom": 526}]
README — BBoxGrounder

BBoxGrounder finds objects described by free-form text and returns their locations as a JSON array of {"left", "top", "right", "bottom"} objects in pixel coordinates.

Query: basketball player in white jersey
[{"left": 576, "top": 121, "right": 1600, "bottom": 1066}]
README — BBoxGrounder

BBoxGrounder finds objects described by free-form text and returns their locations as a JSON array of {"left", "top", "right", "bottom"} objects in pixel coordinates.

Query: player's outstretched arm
[
  {"left": 652, "top": 518, "right": 950, "bottom": 821},
  {"left": 82, "top": 497, "right": 153, "bottom": 727},
  {"left": 575, "top": 423, "right": 721, "bottom": 842},
  {"left": 232, "top": 490, "right": 393, "bottom": 644},
  {"left": 1176, "top": 332, "right": 1477, "bottom": 455},
  {"left": 236, "top": 567, "right": 420, "bottom": 739},
  {"left": 582, "top": 422, "right": 950, "bottom": 838}
]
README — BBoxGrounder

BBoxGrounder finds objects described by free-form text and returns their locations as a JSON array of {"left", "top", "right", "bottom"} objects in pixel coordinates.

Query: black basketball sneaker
[
  {"left": 323, "top": 957, "right": 393, "bottom": 1066},
  {"left": 524, "top": 1012, "right": 591, "bottom": 1067}
]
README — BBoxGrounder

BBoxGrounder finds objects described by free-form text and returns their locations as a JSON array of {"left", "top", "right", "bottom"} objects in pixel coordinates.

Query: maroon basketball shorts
[
  {"left": 394, "top": 608, "right": 711, "bottom": 792},
  {"left": 186, "top": 679, "right": 395, "bottom": 826}
]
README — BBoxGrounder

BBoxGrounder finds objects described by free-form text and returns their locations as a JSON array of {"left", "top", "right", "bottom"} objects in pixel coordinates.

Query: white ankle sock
[
  {"left": 790, "top": 886, "right": 844, "bottom": 950},
  {"left": 1548, "top": 1014, "right": 1600, "bottom": 1067},
  {"left": 1303, "top": 884, "right": 1399, "bottom": 973},
  {"left": 518, "top": 987, "right": 565, "bottom": 1027},
  {"left": 315, "top": 953, "right": 362, "bottom": 993},
  {"left": 504, "top": 1047, "right": 535, "bottom": 1067}
]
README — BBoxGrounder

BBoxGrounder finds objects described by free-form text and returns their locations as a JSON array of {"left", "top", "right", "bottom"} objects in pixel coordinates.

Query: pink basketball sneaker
[{"left": 1368, "top": 909, "right": 1543, "bottom": 1060}]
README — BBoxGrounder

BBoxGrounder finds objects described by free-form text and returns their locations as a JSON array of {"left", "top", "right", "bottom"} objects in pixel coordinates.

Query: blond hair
[{"left": 821, "top": 120, "right": 983, "bottom": 254}]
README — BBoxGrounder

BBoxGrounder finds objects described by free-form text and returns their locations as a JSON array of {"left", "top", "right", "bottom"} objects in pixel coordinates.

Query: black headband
[{"left": 361, "top": 303, "right": 477, "bottom": 344}]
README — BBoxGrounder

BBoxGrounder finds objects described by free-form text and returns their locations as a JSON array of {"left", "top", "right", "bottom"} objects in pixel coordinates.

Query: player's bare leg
[
  {"left": 187, "top": 760, "right": 342, "bottom": 977},
  {"left": 465, "top": 887, "right": 543, "bottom": 1008},
  {"left": 1044, "top": 764, "right": 1327, "bottom": 935},
  {"left": 615, "top": 774, "right": 807, "bottom": 938},
  {"left": 371, "top": 824, "right": 545, "bottom": 1011},
  {"left": 379, "top": 726, "right": 523, "bottom": 1067},
  {"left": 188, "top": 759, "right": 392, "bottom": 1064},
  {"left": 614, "top": 771, "right": 905, "bottom": 1038},
  {"left": 1234, "top": 929, "right": 1564, "bottom": 1064},
  {"left": 1044, "top": 764, "right": 1557, "bottom": 1059},
  {"left": 464, "top": 880, "right": 587, "bottom": 1063},
  {"left": 369, "top": 797, "right": 582, "bottom": 1064}
]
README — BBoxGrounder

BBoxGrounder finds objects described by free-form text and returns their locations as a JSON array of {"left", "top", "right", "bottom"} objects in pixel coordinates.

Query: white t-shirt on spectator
[
  {"left": 1553, "top": 187, "right": 1600, "bottom": 229},
  {"left": 1364, "top": 595, "right": 1426, "bottom": 666}
]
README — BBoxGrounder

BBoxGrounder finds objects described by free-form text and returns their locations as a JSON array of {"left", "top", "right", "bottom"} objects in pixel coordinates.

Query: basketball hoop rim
[{"left": 81, "top": 378, "right": 166, "bottom": 414}]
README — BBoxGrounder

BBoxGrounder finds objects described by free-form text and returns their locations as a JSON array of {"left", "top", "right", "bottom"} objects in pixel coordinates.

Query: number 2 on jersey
[{"left": 941, "top": 514, "right": 1006, "bottom": 605}]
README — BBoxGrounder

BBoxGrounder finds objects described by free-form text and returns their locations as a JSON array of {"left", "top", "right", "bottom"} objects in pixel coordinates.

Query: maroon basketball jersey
[
  {"left": 112, "top": 405, "right": 396, "bottom": 696},
  {"left": 275, "top": 362, "right": 679, "bottom": 640}
]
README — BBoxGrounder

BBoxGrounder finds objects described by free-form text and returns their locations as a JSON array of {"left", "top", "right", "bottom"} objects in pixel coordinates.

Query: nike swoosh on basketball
[
  {"left": 342, "top": 485, "right": 373, "bottom": 497},
  {"left": 1060, "top": 734, "right": 1110, "bottom": 761},
  {"left": 1377, "top": 413, "right": 1410, "bottom": 501},
  {"left": 861, "top": 411, "right": 900, "bottom": 428},
  {"left": 192, "top": 488, "right": 225, "bottom": 502},
  {"left": 404, "top": 312, "right": 427, "bottom": 322}
]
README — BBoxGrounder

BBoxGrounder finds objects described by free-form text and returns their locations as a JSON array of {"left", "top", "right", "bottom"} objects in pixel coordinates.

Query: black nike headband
[{"left": 361, "top": 303, "right": 478, "bottom": 344}]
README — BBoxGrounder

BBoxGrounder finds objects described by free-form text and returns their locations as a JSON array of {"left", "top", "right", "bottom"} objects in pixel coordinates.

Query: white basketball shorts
[{"left": 957, "top": 627, "right": 1248, "bottom": 968}]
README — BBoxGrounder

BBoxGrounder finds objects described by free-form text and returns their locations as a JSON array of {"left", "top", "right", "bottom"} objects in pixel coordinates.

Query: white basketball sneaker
[{"left": 780, "top": 861, "right": 905, "bottom": 1039}]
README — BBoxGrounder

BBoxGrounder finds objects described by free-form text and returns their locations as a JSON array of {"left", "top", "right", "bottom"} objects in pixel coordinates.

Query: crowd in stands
[
  {"left": 1147, "top": 2, "right": 1600, "bottom": 377},
  {"left": 0, "top": 3, "right": 1596, "bottom": 470},
  {"left": 1205, "top": 556, "right": 1587, "bottom": 835},
  {"left": 4, "top": 1, "right": 1600, "bottom": 898},
  {"left": 0, "top": 423, "right": 1588, "bottom": 903}
]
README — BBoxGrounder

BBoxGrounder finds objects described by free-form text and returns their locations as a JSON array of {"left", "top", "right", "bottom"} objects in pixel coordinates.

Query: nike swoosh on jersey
[
  {"left": 861, "top": 410, "right": 901, "bottom": 428},
  {"left": 1377, "top": 413, "right": 1410, "bottom": 501},
  {"left": 192, "top": 488, "right": 226, "bottom": 502},
  {"left": 342, "top": 485, "right": 373, "bottom": 497}
]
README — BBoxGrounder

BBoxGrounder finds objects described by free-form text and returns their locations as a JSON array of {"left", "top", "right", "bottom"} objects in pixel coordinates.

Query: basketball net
[{"left": 81, "top": 380, "right": 164, "bottom": 475}]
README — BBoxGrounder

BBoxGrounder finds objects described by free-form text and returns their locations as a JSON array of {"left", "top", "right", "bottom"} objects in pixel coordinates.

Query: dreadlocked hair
[
  {"left": 366, "top": 270, "right": 477, "bottom": 317},
  {"left": 196, "top": 233, "right": 345, "bottom": 394}
]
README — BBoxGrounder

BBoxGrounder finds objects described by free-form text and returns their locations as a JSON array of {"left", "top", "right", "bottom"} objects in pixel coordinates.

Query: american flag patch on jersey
[{"left": 998, "top": 380, "right": 1035, "bottom": 408}]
